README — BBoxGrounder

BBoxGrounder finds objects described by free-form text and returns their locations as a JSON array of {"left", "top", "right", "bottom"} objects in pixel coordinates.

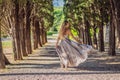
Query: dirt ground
[{"left": 0, "top": 37, "right": 120, "bottom": 80}]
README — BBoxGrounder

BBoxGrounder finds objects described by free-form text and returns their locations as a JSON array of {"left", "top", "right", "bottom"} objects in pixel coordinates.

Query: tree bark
[
  {"left": 109, "top": 18, "right": 116, "bottom": 56},
  {"left": 93, "top": 27, "right": 98, "bottom": 49},
  {"left": 41, "top": 21, "right": 45, "bottom": 45},
  {"left": 36, "top": 21, "right": 42, "bottom": 47},
  {"left": 45, "top": 31, "right": 47, "bottom": 43},
  {"left": 109, "top": 0, "right": 116, "bottom": 56},
  {"left": 98, "top": 24, "right": 104, "bottom": 51},
  {"left": 98, "top": 8, "right": 105, "bottom": 52},
  {"left": 113, "top": 0, "right": 120, "bottom": 48},
  {"left": 84, "top": 20, "right": 92, "bottom": 45},
  {"left": 33, "top": 19, "right": 39, "bottom": 49},
  {"left": 26, "top": 0, "right": 32, "bottom": 54},
  {"left": 20, "top": 8, "right": 28, "bottom": 56},
  {"left": 0, "top": 25, "right": 5, "bottom": 68},
  {"left": 14, "top": 0, "right": 23, "bottom": 60}
]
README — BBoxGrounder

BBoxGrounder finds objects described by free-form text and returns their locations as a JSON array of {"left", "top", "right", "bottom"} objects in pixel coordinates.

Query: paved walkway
[{"left": 0, "top": 37, "right": 120, "bottom": 80}]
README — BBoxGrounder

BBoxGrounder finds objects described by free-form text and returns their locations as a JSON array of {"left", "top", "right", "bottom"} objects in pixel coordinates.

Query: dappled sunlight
[{"left": 0, "top": 0, "right": 120, "bottom": 80}]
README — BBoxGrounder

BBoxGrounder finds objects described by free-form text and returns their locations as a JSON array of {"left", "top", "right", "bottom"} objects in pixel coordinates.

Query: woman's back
[{"left": 59, "top": 28, "right": 70, "bottom": 40}]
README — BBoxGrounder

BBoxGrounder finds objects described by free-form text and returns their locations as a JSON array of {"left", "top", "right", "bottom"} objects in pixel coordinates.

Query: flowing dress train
[{"left": 56, "top": 36, "right": 94, "bottom": 67}]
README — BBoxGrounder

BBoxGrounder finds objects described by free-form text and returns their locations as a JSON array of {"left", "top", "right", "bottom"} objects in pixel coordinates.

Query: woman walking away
[{"left": 56, "top": 20, "right": 95, "bottom": 70}]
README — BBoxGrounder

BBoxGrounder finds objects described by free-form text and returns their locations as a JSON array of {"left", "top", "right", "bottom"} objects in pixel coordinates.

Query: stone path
[{"left": 0, "top": 37, "right": 120, "bottom": 80}]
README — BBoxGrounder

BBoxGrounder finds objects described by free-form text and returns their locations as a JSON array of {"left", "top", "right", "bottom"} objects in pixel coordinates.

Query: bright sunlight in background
[{"left": 47, "top": 0, "right": 64, "bottom": 36}]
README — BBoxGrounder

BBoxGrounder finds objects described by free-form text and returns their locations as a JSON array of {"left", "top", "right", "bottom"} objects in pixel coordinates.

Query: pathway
[{"left": 0, "top": 36, "right": 120, "bottom": 80}]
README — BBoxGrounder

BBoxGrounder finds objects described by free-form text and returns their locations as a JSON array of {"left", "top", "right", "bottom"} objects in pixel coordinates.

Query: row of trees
[
  {"left": 0, "top": 0, "right": 54, "bottom": 69},
  {"left": 63, "top": 0, "right": 120, "bottom": 56}
]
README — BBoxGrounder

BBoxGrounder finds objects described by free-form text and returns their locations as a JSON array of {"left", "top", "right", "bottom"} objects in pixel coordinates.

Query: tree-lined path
[
  {"left": 0, "top": 0, "right": 120, "bottom": 80},
  {"left": 0, "top": 36, "right": 120, "bottom": 80}
]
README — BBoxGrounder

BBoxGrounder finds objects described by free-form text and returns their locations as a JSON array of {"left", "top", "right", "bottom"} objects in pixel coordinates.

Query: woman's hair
[{"left": 59, "top": 20, "right": 70, "bottom": 39}]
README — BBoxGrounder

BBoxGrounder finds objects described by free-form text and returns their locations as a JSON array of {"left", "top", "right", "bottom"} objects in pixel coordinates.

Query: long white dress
[{"left": 56, "top": 36, "right": 94, "bottom": 67}]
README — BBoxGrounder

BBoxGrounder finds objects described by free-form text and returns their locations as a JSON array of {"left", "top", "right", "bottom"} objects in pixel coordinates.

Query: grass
[
  {"left": 2, "top": 41, "right": 12, "bottom": 48},
  {"left": 47, "top": 31, "right": 58, "bottom": 36},
  {"left": 1, "top": 34, "right": 56, "bottom": 48}
]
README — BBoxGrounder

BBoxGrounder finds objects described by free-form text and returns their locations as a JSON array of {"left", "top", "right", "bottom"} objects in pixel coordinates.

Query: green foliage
[
  {"left": 0, "top": 0, "right": 2, "bottom": 4},
  {"left": 51, "top": 7, "right": 64, "bottom": 32},
  {"left": 33, "top": 0, "right": 54, "bottom": 31},
  {"left": 47, "top": 31, "right": 57, "bottom": 36},
  {"left": 63, "top": 0, "right": 110, "bottom": 37}
]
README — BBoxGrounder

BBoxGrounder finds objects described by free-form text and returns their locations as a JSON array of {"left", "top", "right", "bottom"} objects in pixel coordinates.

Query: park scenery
[{"left": 0, "top": 0, "right": 120, "bottom": 80}]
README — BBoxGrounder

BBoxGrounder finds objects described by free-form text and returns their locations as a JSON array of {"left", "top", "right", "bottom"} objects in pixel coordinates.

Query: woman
[{"left": 56, "top": 20, "right": 94, "bottom": 69}]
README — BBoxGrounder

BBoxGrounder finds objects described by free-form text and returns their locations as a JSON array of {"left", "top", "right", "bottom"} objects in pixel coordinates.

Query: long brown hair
[{"left": 59, "top": 20, "right": 70, "bottom": 39}]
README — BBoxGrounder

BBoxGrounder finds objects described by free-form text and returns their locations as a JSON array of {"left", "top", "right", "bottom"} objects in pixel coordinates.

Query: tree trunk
[
  {"left": 98, "top": 24, "right": 104, "bottom": 51},
  {"left": 98, "top": 7, "right": 105, "bottom": 52},
  {"left": 0, "top": 25, "right": 5, "bottom": 68},
  {"left": 113, "top": 0, "right": 120, "bottom": 48},
  {"left": 33, "top": 27, "right": 38, "bottom": 49},
  {"left": 41, "top": 26, "right": 45, "bottom": 45},
  {"left": 45, "top": 31, "right": 47, "bottom": 43},
  {"left": 109, "top": 18, "right": 116, "bottom": 56},
  {"left": 36, "top": 21, "right": 42, "bottom": 47},
  {"left": 82, "top": 28, "right": 86, "bottom": 44},
  {"left": 43, "top": 30, "right": 46, "bottom": 44},
  {"left": 20, "top": 8, "right": 28, "bottom": 56},
  {"left": 109, "top": 0, "right": 116, "bottom": 56},
  {"left": 14, "top": 0, "right": 23, "bottom": 60},
  {"left": 93, "top": 27, "right": 98, "bottom": 49},
  {"left": 84, "top": 20, "right": 92, "bottom": 45},
  {"left": 11, "top": 27, "right": 17, "bottom": 60},
  {"left": 33, "top": 20, "right": 38, "bottom": 49},
  {"left": 40, "top": 26, "right": 43, "bottom": 45},
  {"left": 26, "top": 0, "right": 32, "bottom": 54},
  {"left": 79, "top": 27, "right": 84, "bottom": 43}
]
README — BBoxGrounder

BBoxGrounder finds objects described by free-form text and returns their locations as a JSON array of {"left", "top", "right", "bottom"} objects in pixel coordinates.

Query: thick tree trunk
[
  {"left": 113, "top": 0, "right": 120, "bottom": 48},
  {"left": 7, "top": 11, "right": 18, "bottom": 60},
  {"left": 33, "top": 18, "right": 43, "bottom": 49},
  {"left": 0, "top": 25, "right": 5, "bottom": 68},
  {"left": 40, "top": 18, "right": 46, "bottom": 45},
  {"left": 20, "top": 9, "right": 28, "bottom": 56},
  {"left": 37, "top": 23, "right": 42, "bottom": 47},
  {"left": 109, "top": 18, "right": 116, "bottom": 56},
  {"left": 98, "top": 24, "right": 104, "bottom": 51},
  {"left": 33, "top": 27, "right": 38, "bottom": 49},
  {"left": 98, "top": 8, "right": 105, "bottom": 52},
  {"left": 14, "top": 0, "right": 23, "bottom": 60},
  {"left": 26, "top": 0, "right": 32, "bottom": 54},
  {"left": 109, "top": 0, "right": 116, "bottom": 56},
  {"left": 33, "top": 20, "right": 39, "bottom": 49},
  {"left": 22, "top": 24, "right": 28, "bottom": 56}
]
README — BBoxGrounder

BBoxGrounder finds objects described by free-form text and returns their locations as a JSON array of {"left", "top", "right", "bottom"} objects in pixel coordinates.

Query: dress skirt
[{"left": 56, "top": 37, "right": 93, "bottom": 67}]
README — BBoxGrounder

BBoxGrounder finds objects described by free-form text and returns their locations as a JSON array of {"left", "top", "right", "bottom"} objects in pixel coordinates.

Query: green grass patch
[
  {"left": 47, "top": 31, "right": 58, "bottom": 36},
  {"left": 2, "top": 41, "right": 12, "bottom": 48}
]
